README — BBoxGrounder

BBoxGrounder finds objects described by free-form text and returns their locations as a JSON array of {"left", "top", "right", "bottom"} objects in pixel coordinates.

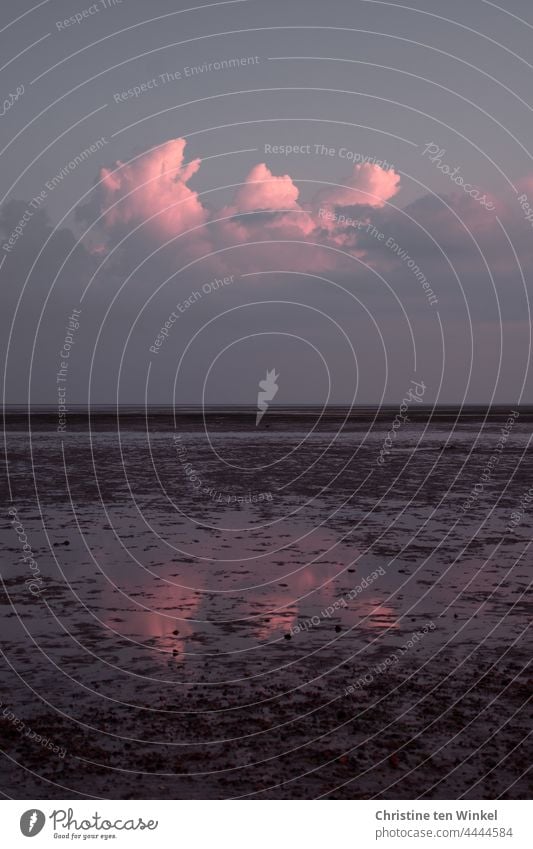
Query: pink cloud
[
  {"left": 96, "top": 143, "right": 401, "bottom": 253},
  {"left": 232, "top": 163, "right": 301, "bottom": 211},
  {"left": 99, "top": 138, "right": 207, "bottom": 238},
  {"left": 214, "top": 162, "right": 316, "bottom": 260},
  {"left": 93, "top": 140, "right": 404, "bottom": 275},
  {"left": 314, "top": 162, "right": 401, "bottom": 216}
]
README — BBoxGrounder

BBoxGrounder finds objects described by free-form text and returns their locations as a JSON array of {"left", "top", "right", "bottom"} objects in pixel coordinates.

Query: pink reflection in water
[{"left": 98, "top": 522, "right": 396, "bottom": 652}]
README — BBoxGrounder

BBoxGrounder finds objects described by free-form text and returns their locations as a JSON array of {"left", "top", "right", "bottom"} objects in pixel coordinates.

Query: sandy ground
[{"left": 1, "top": 411, "right": 531, "bottom": 798}]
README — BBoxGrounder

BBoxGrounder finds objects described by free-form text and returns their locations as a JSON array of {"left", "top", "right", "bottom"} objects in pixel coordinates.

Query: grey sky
[{"left": 2, "top": 0, "right": 533, "bottom": 404}]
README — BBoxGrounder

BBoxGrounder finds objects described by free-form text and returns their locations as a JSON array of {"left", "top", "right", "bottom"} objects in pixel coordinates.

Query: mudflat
[{"left": 1, "top": 408, "right": 531, "bottom": 798}]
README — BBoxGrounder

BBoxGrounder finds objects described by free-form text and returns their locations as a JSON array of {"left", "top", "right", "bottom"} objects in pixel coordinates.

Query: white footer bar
[{"left": 4, "top": 799, "right": 530, "bottom": 848}]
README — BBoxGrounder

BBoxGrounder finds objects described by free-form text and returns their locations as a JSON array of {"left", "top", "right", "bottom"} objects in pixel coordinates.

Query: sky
[{"left": 2, "top": 0, "right": 533, "bottom": 405}]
